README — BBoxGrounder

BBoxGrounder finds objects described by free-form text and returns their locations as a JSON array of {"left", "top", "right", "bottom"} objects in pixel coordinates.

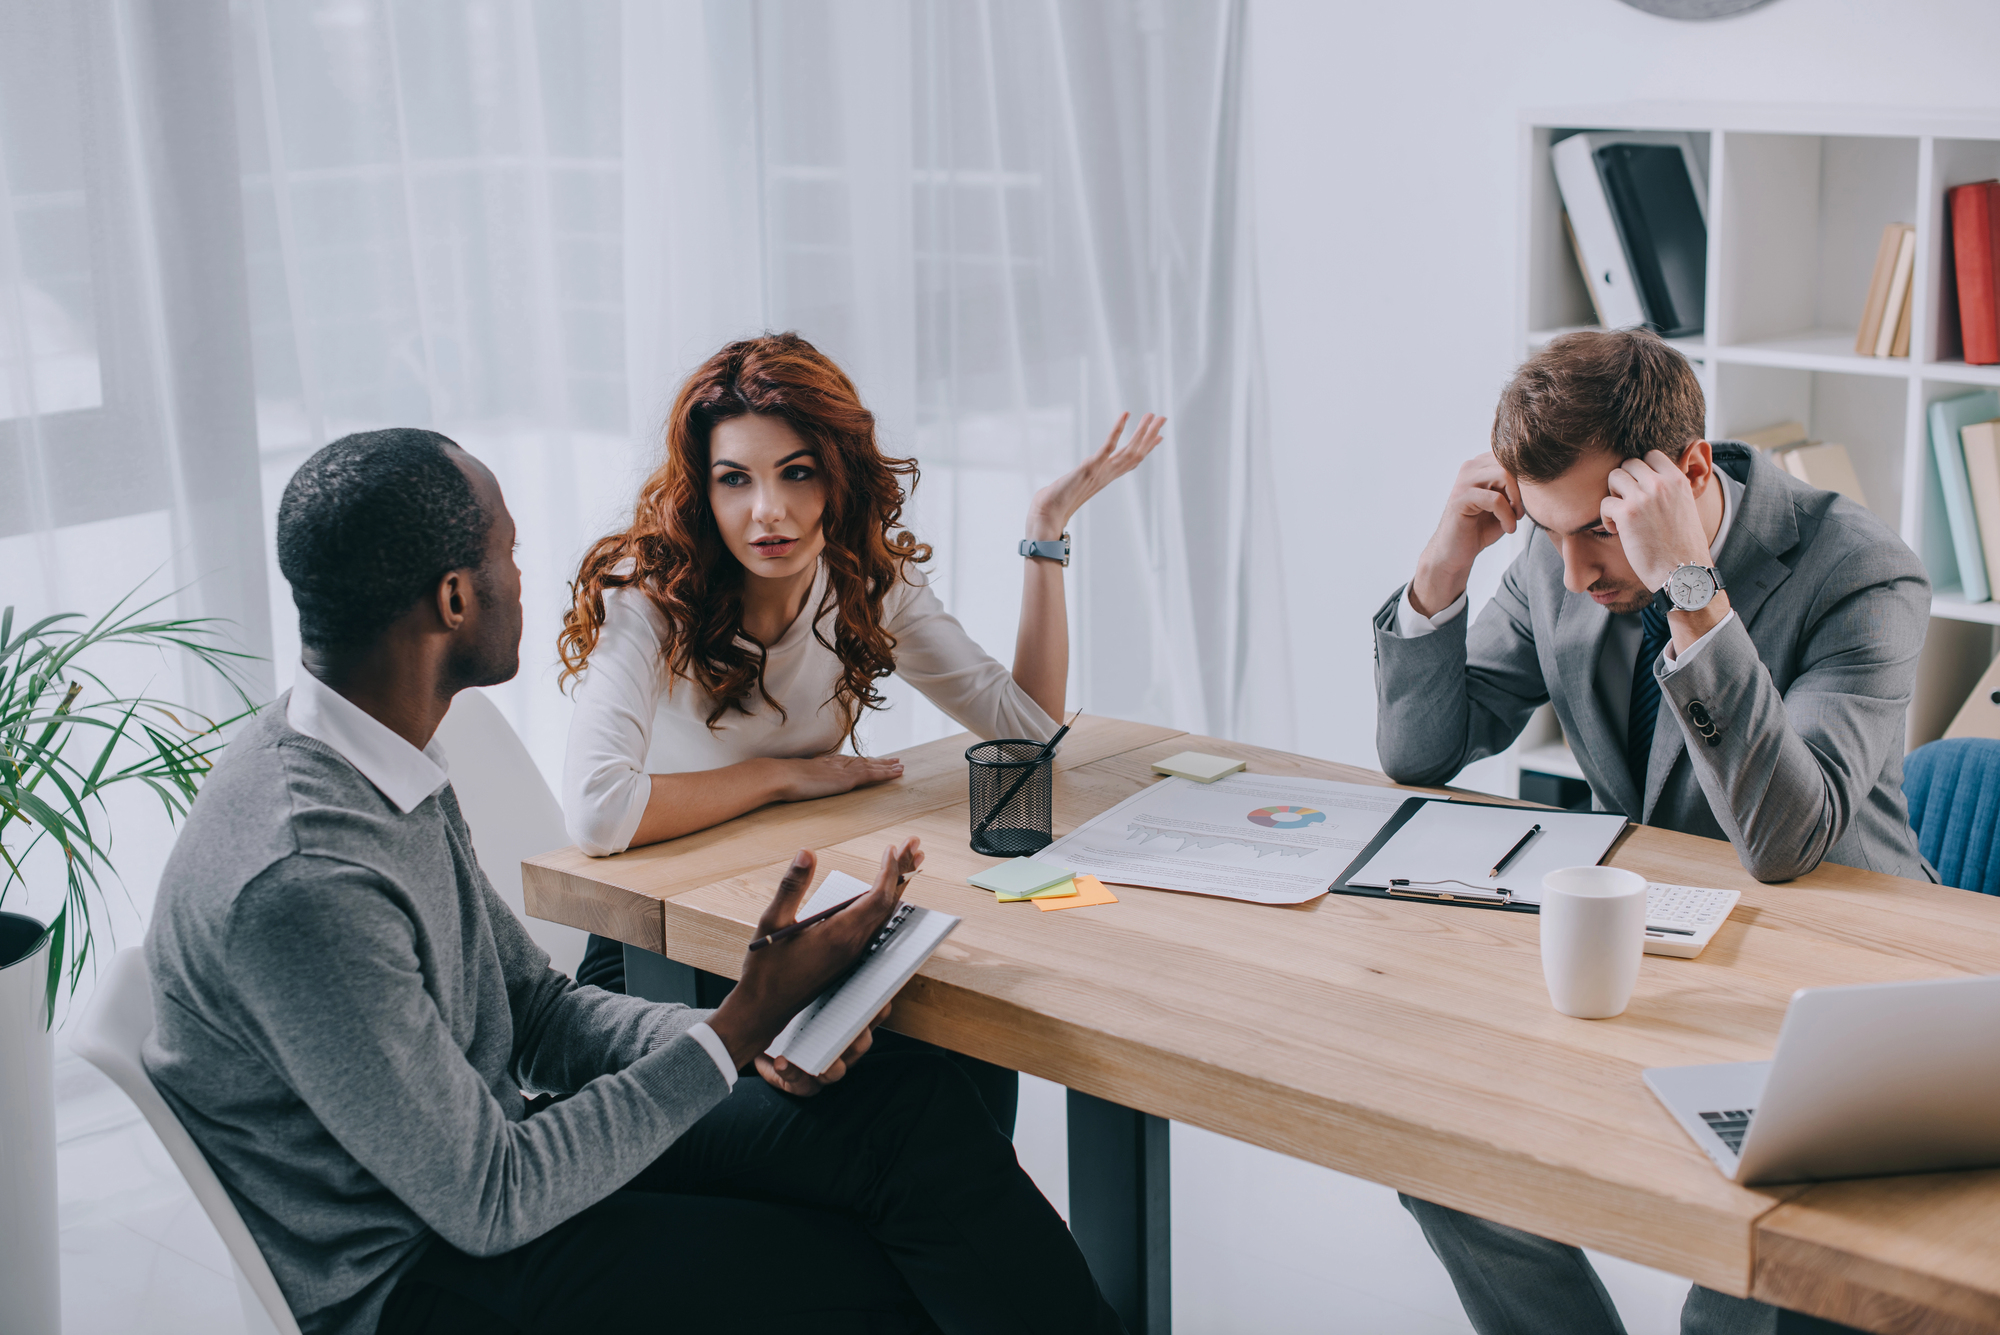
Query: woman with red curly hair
[{"left": 558, "top": 335, "right": 1159, "bottom": 1006}]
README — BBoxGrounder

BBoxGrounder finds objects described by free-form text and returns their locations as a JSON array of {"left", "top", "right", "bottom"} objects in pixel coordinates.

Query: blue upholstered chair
[{"left": 1903, "top": 737, "right": 2000, "bottom": 896}]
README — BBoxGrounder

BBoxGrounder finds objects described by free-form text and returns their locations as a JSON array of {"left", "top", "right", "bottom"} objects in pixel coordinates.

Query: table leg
[
  {"left": 1066, "top": 1089, "right": 1170, "bottom": 1335},
  {"left": 621, "top": 944, "right": 732, "bottom": 1007}
]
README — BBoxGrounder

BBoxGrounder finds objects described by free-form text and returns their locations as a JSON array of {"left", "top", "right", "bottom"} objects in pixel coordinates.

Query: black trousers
[
  {"left": 577, "top": 931, "right": 1021, "bottom": 1137},
  {"left": 377, "top": 1042, "right": 1122, "bottom": 1334}
]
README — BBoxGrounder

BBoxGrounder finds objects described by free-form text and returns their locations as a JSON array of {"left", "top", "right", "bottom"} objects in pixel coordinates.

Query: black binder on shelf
[
  {"left": 1595, "top": 142, "right": 1707, "bottom": 339},
  {"left": 1328, "top": 797, "right": 1629, "bottom": 916}
]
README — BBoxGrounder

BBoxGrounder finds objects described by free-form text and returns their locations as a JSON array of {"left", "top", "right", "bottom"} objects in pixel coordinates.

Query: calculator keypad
[{"left": 1641, "top": 882, "right": 1740, "bottom": 957}]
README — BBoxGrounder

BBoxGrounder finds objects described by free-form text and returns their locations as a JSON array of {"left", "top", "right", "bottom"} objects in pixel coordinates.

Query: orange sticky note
[{"left": 1038, "top": 873, "right": 1119, "bottom": 911}]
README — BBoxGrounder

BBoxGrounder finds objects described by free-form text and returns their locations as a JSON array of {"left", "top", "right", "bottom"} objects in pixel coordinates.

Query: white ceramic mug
[{"left": 1539, "top": 866, "right": 1648, "bottom": 1019}]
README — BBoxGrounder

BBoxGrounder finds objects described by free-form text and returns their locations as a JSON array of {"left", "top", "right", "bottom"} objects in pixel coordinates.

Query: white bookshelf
[{"left": 1503, "top": 104, "right": 2000, "bottom": 798}]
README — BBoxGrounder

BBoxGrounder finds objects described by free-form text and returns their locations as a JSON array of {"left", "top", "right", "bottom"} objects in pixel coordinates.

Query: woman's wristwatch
[{"left": 1019, "top": 532, "right": 1072, "bottom": 567}]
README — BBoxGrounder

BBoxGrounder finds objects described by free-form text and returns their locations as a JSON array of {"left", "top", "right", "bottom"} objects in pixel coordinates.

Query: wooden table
[{"left": 525, "top": 716, "right": 2000, "bottom": 1335}]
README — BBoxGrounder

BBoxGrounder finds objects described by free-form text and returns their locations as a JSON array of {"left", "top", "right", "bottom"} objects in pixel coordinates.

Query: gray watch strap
[{"left": 1018, "top": 532, "right": 1071, "bottom": 567}]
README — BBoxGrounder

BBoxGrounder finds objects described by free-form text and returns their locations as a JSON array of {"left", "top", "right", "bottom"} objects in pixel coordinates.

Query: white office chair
[
  {"left": 70, "top": 948, "right": 302, "bottom": 1335},
  {"left": 434, "top": 687, "right": 587, "bottom": 977}
]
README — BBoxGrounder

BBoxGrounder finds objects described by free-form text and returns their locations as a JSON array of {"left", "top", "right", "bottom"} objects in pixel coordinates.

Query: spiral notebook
[{"left": 764, "top": 872, "right": 960, "bottom": 1076}]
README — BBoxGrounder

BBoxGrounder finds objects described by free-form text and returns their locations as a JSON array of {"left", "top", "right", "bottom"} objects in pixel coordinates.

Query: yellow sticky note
[
  {"left": 1038, "top": 874, "right": 1119, "bottom": 911},
  {"left": 996, "top": 878, "right": 1079, "bottom": 903}
]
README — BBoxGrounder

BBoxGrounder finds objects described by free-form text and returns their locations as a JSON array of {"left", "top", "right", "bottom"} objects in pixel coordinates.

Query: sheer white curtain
[
  {"left": 1, "top": 0, "right": 273, "bottom": 695},
  {"left": 240, "top": 0, "right": 1290, "bottom": 780},
  {"left": 231, "top": 0, "right": 645, "bottom": 775},
  {"left": 1, "top": 0, "right": 273, "bottom": 991},
  {"left": 7, "top": 0, "right": 1289, "bottom": 827}
]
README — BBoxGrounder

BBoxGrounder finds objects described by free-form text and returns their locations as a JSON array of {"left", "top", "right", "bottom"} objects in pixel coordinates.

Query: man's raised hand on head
[
  {"left": 1601, "top": 444, "right": 1731, "bottom": 650},
  {"left": 1599, "top": 447, "right": 1715, "bottom": 592},
  {"left": 1409, "top": 451, "right": 1524, "bottom": 617},
  {"left": 703, "top": 838, "right": 923, "bottom": 1091}
]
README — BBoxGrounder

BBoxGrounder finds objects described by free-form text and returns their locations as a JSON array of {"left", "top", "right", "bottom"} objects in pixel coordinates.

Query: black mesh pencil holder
[{"left": 966, "top": 739, "right": 1055, "bottom": 857}]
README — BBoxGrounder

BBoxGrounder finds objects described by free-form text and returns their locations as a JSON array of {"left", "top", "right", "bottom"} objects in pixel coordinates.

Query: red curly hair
[{"left": 559, "top": 333, "right": 930, "bottom": 742}]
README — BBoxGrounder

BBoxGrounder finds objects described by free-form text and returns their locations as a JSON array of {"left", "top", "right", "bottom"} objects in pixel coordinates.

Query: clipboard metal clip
[{"left": 1387, "top": 878, "right": 1513, "bottom": 905}]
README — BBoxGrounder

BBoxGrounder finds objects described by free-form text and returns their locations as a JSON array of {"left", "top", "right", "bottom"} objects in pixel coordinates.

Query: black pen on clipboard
[{"left": 1488, "top": 823, "right": 1542, "bottom": 879}]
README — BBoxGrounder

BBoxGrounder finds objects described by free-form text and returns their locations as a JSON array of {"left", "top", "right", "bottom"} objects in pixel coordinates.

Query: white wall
[{"left": 1252, "top": 0, "right": 2000, "bottom": 773}]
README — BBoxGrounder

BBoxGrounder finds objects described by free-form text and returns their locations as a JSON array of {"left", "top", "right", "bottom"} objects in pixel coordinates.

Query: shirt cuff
[
  {"left": 686, "top": 1021, "right": 737, "bottom": 1090},
  {"left": 1660, "top": 610, "right": 1737, "bottom": 675},
  {"left": 1396, "top": 585, "right": 1467, "bottom": 638}
]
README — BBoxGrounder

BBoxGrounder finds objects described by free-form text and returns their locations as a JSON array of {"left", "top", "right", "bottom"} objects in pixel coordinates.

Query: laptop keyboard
[{"left": 1699, "top": 1108, "right": 1755, "bottom": 1154}]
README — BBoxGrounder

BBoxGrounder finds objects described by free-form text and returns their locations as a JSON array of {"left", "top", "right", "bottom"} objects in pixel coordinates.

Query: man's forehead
[{"left": 1518, "top": 454, "right": 1617, "bottom": 533}]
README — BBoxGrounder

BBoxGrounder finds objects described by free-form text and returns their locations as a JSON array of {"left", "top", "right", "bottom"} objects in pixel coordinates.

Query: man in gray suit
[{"left": 1373, "top": 329, "right": 1931, "bottom": 1334}]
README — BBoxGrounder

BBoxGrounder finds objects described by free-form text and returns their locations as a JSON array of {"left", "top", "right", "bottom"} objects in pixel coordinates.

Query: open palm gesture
[{"left": 1029, "top": 412, "right": 1165, "bottom": 534}]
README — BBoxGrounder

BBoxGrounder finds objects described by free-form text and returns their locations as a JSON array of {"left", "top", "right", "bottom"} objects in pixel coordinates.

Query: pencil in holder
[{"left": 966, "top": 739, "right": 1055, "bottom": 857}]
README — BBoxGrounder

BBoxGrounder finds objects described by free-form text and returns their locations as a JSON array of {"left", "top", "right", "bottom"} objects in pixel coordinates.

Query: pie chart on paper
[{"left": 1247, "top": 805, "right": 1325, "bottom": 830}]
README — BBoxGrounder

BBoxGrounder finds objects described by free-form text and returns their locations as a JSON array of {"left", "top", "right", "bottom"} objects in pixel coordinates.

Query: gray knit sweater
[{"left": 144, "top": 703, "right": 730, "bottom": 1335}]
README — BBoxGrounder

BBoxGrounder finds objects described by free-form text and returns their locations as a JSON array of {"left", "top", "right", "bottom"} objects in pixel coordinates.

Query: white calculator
[{"left": 1643, "top": 882, "right": 1741, "bottom": 958}]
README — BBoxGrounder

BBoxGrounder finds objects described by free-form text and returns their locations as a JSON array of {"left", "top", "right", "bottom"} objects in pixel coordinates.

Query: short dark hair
[
  {"left": 277, "top": 429, "right": 490, "bottom": 651},
  {"left": 1491, "top": 328, "right": 1707, "bottom": 483}
]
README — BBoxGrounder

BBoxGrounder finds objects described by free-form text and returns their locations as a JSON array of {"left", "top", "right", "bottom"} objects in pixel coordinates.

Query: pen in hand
[
  {"left": 1488, "top": 823, "right": 1542, "bottom": 878},
  {"left": 746, "top": 894, "right": 864, "bottom": 952},
  {"left": 746, "top": 850, "right": 919, "bottom": 952}
]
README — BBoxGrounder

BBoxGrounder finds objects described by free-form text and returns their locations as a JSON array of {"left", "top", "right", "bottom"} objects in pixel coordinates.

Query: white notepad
[
  {"left": 765, "top": 874, "right": 960, "bottom": 1076},
  {"left": 797, "top": 870, "right": 873, "bottom": 919},
  {"left": 1345, "top": 802, "right": 1628, "bottom": 904}
]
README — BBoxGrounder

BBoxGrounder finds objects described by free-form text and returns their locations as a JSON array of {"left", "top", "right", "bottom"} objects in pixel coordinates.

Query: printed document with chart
[{"left": 1039, "top": 773, "right": 1421, "bottom": 905}]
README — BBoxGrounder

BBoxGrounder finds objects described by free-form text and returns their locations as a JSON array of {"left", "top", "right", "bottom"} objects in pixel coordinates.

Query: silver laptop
[{"left": 1645, "top": 974, "right": 2000, "bottom": 1185}]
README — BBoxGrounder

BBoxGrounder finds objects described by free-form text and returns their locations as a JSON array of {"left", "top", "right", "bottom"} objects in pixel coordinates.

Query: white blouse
[{"left": 561, "top": 560, "right": 1058, "bottom": 856}]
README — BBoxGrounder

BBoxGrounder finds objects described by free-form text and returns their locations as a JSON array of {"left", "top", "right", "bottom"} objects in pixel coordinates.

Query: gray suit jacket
[{"left": 1373, "top": 442, "right": 1932, "bottom": 883}]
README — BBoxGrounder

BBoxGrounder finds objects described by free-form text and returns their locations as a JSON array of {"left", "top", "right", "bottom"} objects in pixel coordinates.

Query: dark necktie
[{"left": 1626, "top": 601, "right": 1672, "bottom": 799}]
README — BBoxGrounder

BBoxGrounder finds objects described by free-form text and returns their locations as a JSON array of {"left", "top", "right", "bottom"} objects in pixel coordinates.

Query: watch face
[{"left": 1669, "top": 565, "right": 1715, "bottom": 610}]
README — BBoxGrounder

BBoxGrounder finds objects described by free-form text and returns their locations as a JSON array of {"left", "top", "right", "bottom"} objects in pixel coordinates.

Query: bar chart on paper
[{"left": 1040, "top": 773, "right": 1416, "bottom": 904}]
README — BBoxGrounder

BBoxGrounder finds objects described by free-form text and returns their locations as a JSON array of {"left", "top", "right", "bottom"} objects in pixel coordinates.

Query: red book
[{"left": 1953, "top": 180, "right": 2000, "bottom": 366}]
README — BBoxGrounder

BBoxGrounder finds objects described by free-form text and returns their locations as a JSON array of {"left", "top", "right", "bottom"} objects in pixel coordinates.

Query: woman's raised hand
[{"left": 1027, "top": 412, "right": 1165, "bottom": 539}]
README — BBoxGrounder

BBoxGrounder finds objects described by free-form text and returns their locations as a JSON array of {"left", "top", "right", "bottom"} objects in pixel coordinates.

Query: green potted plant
[{"left": 0, "top": 588, "right": 257, "bottom": 1334}]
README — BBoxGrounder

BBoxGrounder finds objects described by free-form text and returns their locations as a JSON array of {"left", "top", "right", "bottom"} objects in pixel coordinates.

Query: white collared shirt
[
  {"left": 285, "top": 669, "right": 737, "bottom": 1087},
  {"left": 286, "top": 668, "right": 450, "bottom": 814}
]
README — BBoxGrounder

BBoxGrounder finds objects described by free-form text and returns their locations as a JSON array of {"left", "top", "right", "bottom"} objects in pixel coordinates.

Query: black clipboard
[{"left": 1327, "top": 797, "right": 1576, "bottom": 915}]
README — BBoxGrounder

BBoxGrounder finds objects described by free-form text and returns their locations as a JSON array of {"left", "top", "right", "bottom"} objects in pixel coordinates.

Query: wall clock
[{"left": 1617, "top": 0, "right": 1779, "bottom": 16}]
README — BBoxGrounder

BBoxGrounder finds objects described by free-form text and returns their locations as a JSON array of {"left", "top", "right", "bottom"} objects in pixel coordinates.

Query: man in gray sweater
[{"left": 145, "top": 429, "right": 1120, "bottom": 1335}]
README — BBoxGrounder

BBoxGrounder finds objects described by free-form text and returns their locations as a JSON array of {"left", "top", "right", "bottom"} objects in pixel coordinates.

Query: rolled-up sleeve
[
  {"left": 562, "top": 587, "right": 667, "bottom": 857},
  {"left": 888, "top": 570, "right": 1059, "bottom": 742}
]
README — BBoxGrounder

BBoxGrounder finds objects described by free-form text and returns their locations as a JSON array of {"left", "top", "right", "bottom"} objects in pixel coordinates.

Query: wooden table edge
[{"left": 1753, "top": 1183, "right": 2000, "bottom": 1334}]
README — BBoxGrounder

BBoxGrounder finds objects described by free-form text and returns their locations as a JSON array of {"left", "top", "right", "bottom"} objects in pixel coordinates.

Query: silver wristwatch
[
  {"left": 1664, "top": 562, "right": 1725, "bottom": 612},
  {"left": 1019, "top": 532, "right": 1071, "bottom": 567}
]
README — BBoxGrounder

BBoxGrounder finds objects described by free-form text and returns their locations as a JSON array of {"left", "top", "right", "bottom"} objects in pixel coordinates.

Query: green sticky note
[
  {"left": 1151, "top": 750, "right": 1247, "bottom": 783},
  {"left": 968, "top": 857, "right": 1073, "bottom": 897},
  {"left": 996, "top": 877, "right": 1079, "bottom": 903}
]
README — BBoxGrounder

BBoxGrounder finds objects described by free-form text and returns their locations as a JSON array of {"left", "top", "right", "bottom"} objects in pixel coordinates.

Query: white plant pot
[{"left": 0, "top": 911, "right": 61, "bottom": 1335}]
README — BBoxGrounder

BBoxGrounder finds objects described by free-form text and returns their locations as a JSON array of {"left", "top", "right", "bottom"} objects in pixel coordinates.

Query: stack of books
[
  {"left": 1855, "top": 223, "right": 1916, "bottom": 358},
  {"left": 1736, "top": 421, "right": 1871, "bottom": 512},
  {"left": 1950, "top": 180, "right": 2000, "bottom": 366},
  {"left": 1930, "top": 390, "right": 2000, "bottom": 602}
]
